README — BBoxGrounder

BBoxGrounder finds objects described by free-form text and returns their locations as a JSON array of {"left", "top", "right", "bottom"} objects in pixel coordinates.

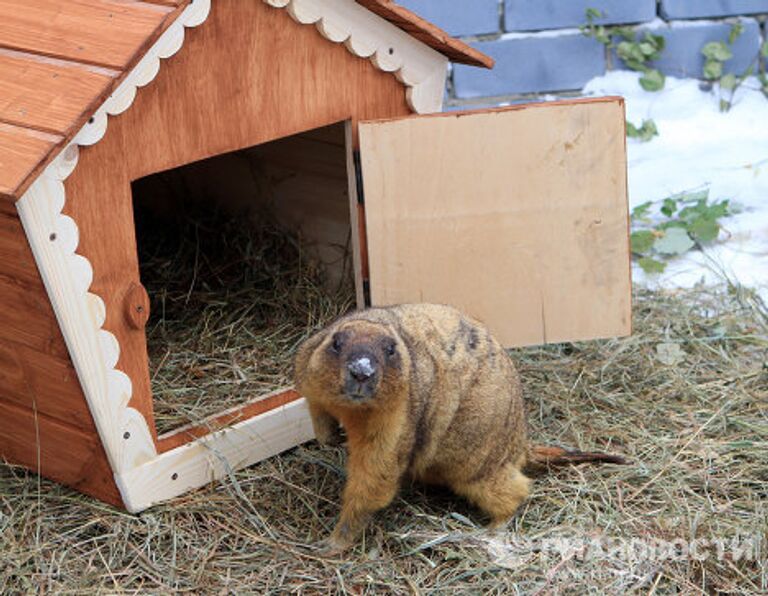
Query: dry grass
[
  {"left": 1, "top": 284, "right": 766, "bottom": 594},
  {"left": 135, "top": 206, "right": 354, "bottom": 434}
]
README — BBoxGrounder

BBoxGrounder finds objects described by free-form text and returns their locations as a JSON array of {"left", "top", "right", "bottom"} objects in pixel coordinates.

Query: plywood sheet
[{"left": 359, "top": 98, "right": 631, "bottom": 348}]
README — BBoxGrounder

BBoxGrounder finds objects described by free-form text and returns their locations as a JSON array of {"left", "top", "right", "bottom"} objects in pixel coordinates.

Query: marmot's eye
[
  {"left": 330, "top": 333, "right": 344, "bottom": 354},
  {"left": 384, "top": 341, "right": 397, "bottom": 358}
]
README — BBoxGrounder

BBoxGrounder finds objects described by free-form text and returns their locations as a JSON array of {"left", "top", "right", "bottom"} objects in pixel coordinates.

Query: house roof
[{"left": 0, "top": 0, "right": 491, "bottom": 201}]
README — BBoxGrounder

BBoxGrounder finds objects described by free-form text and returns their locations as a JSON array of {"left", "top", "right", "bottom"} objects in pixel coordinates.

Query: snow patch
[{"left": 582, "top": 71, "right": 768, "bottom": 300}]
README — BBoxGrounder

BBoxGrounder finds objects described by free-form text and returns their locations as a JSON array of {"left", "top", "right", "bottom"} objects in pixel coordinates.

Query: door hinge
[{"left": 353, "top": 149, "right": 364, "bottom": 205}]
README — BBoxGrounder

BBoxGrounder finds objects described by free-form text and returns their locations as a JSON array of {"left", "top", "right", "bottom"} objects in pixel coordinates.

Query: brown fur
[{"left": 293, "top": 303, "right": 625, "bottom": 552}]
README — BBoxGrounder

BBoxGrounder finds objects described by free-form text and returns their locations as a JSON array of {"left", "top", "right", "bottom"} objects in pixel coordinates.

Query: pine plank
[
  {"left": 157, "top": 389, "right": 300, "bottom": 452},
  {"left": 0, "top": 123, "right": 60, "bottom": 198},
  {"left": 0, "top": 341, "right": 96, "bottom": 431},
  {"left": 0, "top": 49, "right": 115, "bottom": 134},
  {"left": 0, "top": 398, "right": 122, "bottom": 506},
  {"left": 0, "top": 211, "right": 46, "bottom": 287},
  {"left": 0, "top": 0, "right": 174, "bottom": 69},
  {"left": 0, "top": 274, "right": 70, "bottom": 359}
]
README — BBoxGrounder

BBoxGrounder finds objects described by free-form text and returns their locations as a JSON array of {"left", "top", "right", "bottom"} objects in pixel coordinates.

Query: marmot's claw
[{"left": 313, "top": 537, "right": 350, "bottom": 557}]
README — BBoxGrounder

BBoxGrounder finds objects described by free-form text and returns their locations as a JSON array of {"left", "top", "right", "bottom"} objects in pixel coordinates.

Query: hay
[
  {"left": 1, "top": 286, "right": 767, "bottom": 593},
  {"left": 135, "top": 204, "right": 354, "bottom": 434}
]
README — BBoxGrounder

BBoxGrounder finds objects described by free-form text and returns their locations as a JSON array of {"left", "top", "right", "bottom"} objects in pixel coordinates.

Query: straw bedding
[
  {"left": 1, "top": 279, "right": 766, "bottom": 592},
  {"left": 134, "top": 204, "right": 354, "bottom": 434}
]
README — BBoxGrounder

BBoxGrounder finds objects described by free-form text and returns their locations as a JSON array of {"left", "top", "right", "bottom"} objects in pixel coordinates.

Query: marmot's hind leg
[{"left": 453, "top": 464, "right": 530, "bottom": 528}]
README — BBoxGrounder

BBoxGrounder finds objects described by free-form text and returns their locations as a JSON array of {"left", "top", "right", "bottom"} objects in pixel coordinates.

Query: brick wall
[{"left": 397, "top": 0, "right": 768, "bottom": 107}]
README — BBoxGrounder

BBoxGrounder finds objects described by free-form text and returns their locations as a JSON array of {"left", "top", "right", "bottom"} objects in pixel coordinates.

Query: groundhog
[{"left": 293, "top": 303, "right": 625, "bottom": 553}]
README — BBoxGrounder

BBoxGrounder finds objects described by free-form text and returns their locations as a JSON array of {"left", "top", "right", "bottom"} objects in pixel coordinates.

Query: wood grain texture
[
  {"left": 117, "top": 398, "right": 314, "bottom": 512},
  {"left": 360, "top": 98, "right": 632, "bottom": 348},
  {"left": 0, "top": 398, "right": 122, "bottom": 506},
  {"left": 64, "top": 0, "right": 411, "bottom": 447},
  {"left": 0, "top": 340, "right": 96, "bottom": 430},
  {"left": 112, "top": 0, "right": 411, "bottom": 180},
  {"left": 0, "top": 0, "right": 188, "bottom": 200},
  {"left": 0, "top": 211, "right": 98, "bottom": 430},
  {"left": 157, "top": 389, "right": 301, "bottom": 452},
  {"left": 0, "top": 0, "right": 174, "bottom": 69},
  {"left": 0, "top": 274, "right": 70, "bottom": 359},
  {"left": 0, "top": 49, "right": 115, "bottom": 134},
  {"left": 0, "top": 211, "right": 47, "bottom": 287},
  {"left": 264, "top": 0, "right": 449, "bottom": 114},
  {"left": 18, "top": 154, "right": 157, "bottom": 478},
  {"left": 0, "top": 123, "right": 60, "bottom": 197}
]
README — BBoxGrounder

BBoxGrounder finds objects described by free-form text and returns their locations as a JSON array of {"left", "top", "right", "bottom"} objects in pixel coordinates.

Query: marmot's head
[{"left": 295, "top": 317, "right": 411, "bottom": 407}]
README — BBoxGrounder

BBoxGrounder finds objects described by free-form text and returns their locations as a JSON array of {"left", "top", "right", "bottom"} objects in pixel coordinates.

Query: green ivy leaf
[
  {"left": 648, "top": 34, "right": 666, "bottom": 54},
  {"left": 639, "top": 69, "right": 665, "bottom": 91},
  {"left": 728, "top": 22, "right": 744, "bottom": 45},
  {"left": 703, "top": 59, "right": 723, "bottom": 80},
  {"left": 719, "top": 73, "right": 738, "bottom": 91},
  {"left": 617, "top": 41, "right": 645, "bottom": 65},
  {"left": 661, "top": 197, "right": 677, "bottom": 217},
  {"left": 594, "top": 26, "right": 611, "bottom": 45},
  {"left": 654, "top": 227, "right": 695, "bottom": 255},
  {"left": 657, "top": 220, "right": 688, "bottom": 230},
  {"left": 639, "top": 41, "right": 656, "bottom": 57},
  {"left": 702, "top": 41, "right": 733, "bottom": 62},
  {"left": 585, "top": 7, "right": 603, "bottom": 21},
  {"left": 638, "top": 257, "right": 667, "bottom": 274},
  {"left": 613, "top": 26, "right": 635, "bottom": 42},
  {"left": 677, "top": 189, "right": 710, "bottom": 204},
  {"left": 626, "top": 118, "right": 658, "bottom": 141},
  {"left": 630, "top": 230, "right": 656, "bottom": 254},
  {"left": 688, "top": 217, "right": 720, "bottom": 243},
  {"left": 631, "top": 201, "right": 653, "bottom": 220}
]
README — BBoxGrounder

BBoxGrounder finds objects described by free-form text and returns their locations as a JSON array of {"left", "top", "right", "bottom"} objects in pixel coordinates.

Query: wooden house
[{"left": 0, "top": 0, "right": 631, "bottom": 511}]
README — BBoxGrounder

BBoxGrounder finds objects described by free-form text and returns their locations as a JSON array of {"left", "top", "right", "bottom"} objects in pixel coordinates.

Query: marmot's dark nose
[{"left": 347, "top": 356, "right": 376, "bottom": 382}]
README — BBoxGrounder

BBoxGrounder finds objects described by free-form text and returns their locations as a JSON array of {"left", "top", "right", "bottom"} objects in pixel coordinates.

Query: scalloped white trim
[
  {"left": 15, "top": 0, "right": 211, "bottom": 482},
  {"left": 263, "top": 0, "right": 448, "bottom": 114}
]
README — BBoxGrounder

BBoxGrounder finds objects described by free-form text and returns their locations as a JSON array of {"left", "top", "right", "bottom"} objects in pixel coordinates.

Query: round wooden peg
[{"left": 124, "top": 282, "right": 150, "bottom": 330}]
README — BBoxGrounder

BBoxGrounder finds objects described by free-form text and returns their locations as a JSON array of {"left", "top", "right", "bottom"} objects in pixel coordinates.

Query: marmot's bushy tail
[{"left": 524, "top": 445, "right": 628, "bottom": 475}]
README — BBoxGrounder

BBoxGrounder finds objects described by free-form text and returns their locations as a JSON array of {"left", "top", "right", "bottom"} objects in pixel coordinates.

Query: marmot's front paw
[
  {"left": 316, "top": 426, "right": 344, "bottom": 446},
  {"left": 313, "top": 536, "right": 352, "bottom": 557}
]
